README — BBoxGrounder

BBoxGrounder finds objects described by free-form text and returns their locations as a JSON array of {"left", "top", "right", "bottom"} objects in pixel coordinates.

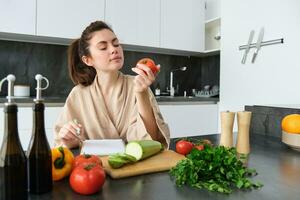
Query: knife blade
[
  {"left": 241, "top": 30, "right": 255, "bottom": 64},
  {"left": 252, "top": 27, "right": 264, "bottom": 63}
]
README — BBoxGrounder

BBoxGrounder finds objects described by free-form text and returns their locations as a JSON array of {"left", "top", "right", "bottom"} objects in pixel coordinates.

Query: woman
[{"left": 54, "top": 21, "right": 170, "bottom": 149}]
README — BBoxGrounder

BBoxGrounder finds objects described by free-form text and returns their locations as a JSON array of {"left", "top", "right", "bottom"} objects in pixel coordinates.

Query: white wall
[
  {"left": 205, "top": 0, "right": 220, "bottom": 20},
  {"left": 220, "top": 0, "right": 300, "bottom": 113}
]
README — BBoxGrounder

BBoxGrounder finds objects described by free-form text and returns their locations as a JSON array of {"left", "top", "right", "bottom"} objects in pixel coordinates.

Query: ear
[{"left": 81, "top": 55, "right": 93, "bottom": 67}]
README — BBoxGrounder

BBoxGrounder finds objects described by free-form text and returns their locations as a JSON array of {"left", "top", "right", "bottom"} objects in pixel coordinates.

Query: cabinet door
[
  {"left": 0, "top": 0, "right": 36, "bottom": 35},
  {"left": 37, "top": 0, "right": 105, "bottom": 39},
  {"left": 159, "top": 104, "right": 218, "bottom": 138},
  {"left": 161, "top": 0, "right": 205, "bottom": 52},
  {"left": 105, "top": 0, "right": 160, "bottom": 47}
]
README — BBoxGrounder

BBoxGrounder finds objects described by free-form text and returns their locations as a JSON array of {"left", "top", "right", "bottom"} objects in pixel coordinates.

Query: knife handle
[
  {"left": 241, "top": 51, "right": 248, "bottom": 64},
  {"left": 251, "top": 52, "right": 257, "bottom": 63}
]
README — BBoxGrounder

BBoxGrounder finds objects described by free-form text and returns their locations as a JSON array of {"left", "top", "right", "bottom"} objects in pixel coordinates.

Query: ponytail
[{"left": 67, "top": 39, "right": 96, "bottom": 86}]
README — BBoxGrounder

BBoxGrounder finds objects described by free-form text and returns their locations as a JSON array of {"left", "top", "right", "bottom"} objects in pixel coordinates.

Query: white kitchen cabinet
[
  {"left": 160, "top": 0, "right": 205, "bottom": 52},
  {"left": 37, "top": 0, "right": 105, "bottom": 39},
  {"left": 159, "top": 104, "right": 218, "bottom": 138},
  {"left": 204, "top": 0, "right": 220, "bottom": 52},
  {"left": 105, "top": 0, "right": 160, "bottom": 47},
  {"left": 0, "top": 0, "right": 36, "bottom": 35}
]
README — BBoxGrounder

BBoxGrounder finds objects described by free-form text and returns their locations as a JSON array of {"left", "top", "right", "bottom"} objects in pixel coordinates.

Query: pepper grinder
[
  {"left": 236, "top": 111, "right": 252, "bottom": 155},
  {"left": 219, "top": 111, "right": 235, "bottom": 147}
]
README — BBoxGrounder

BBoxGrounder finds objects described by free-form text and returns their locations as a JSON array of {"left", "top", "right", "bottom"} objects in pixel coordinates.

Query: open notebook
[{"left": 80, "top": 139, "right": 125, "bottom": 156}]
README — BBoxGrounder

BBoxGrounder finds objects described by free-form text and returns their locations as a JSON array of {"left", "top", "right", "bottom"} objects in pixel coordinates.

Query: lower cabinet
[
  {"left": 159, "top": 104, "right": 219, "bottom": 138},
  {"left": 0, "top": 107, "right": 62, "bottom": 150},
  {"left": 0, "top": 104, "right": 219, "bottom": 149}
]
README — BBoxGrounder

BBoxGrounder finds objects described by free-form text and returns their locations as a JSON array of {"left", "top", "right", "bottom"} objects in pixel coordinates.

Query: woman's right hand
[{"left": 59, "top": 120, "right": 83, "bottom": 148}]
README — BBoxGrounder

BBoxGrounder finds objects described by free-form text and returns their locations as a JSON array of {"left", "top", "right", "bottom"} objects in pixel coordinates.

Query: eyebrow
[{"left": 97, "top": 38, "right": 119, "bottom": 45}]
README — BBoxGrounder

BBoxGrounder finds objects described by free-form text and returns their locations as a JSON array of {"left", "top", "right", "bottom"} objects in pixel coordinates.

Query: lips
[{"left": 110, "top": 56, "right": 122, "bottom": 62}]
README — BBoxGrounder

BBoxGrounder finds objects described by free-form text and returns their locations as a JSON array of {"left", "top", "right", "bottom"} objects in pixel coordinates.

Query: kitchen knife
[
  {"left": 252, "top": 27, "right": 264, "bottom": 63},
  {"left": 241, "top": 30, "right": 255, "bottom": 64}
]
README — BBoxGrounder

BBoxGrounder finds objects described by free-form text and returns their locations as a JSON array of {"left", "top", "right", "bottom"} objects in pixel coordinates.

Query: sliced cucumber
[
  {"left": 108, "top": 153, "right": 137, "bottom": 168},
  {"left": 125, "top": 140, "right": 163, "bottom": 161},
  {"left": 108, "top": 157, "right": 127, "bottom": 169},
  {"left": 114, "top": 153, "right": 137, "bottom": 162}
]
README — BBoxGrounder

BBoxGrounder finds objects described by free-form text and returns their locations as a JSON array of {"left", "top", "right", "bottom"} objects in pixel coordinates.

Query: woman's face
[{"left": 82, "top": 29, "right": 124, "bottom": 72}]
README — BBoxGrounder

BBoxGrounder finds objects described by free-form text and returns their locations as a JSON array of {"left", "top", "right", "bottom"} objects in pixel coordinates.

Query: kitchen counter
[
  {"left": 0, "top": 96, "right": 219, "bottom": 107},
  {"left": 28, "top": 134, "right": 300, "bottom": 200}
]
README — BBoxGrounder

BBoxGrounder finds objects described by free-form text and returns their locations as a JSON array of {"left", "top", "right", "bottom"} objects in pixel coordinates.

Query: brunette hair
[{"left": 68, "top": 21, "right": 114, "bottom": 86}]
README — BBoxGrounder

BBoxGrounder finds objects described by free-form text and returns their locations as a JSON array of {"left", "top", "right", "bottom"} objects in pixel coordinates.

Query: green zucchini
[
  {"left": 125, "top": 140, "right": 163, "bottom": 161},
  {"left": 108, "top": 157, "right": 127, "bottom": 169},
  {"left": 108, "top": 153, "right": 137, "bottom": 169}
]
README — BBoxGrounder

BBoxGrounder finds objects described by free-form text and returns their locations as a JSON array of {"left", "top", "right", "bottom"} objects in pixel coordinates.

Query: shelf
[
  {"left": 205, "top": 17, "right": 221, "bottom": 52},
  {"left": 205, "top": 17, "right": 220, "bottom": 29},
  {"left": 203, "top": 48, "right": 220, "bottom": 56}
]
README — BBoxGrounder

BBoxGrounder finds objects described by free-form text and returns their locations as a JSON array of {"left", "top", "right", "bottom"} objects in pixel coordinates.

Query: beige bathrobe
[{"left": 54, "top": 72, "right": 170, "bottom": 148}]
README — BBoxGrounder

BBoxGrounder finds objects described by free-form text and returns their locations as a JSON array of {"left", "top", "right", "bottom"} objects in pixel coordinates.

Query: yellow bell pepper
[{"left": 52, "top": 146, "right": 74, "bottom": 181}]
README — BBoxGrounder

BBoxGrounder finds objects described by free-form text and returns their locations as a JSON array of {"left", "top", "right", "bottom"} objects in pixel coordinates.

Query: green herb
[{"left": 170, "top": 146, "right": 263, "bottom": 194}]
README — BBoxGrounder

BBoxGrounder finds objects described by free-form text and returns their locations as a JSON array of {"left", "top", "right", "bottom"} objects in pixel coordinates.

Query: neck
[{"left": 96, "top": 70, "right": 120, "bottom": 94}]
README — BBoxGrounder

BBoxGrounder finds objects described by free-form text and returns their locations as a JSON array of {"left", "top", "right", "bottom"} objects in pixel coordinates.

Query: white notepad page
[{"left": 80, "top": 139, "right": 125, "bottom": 156}]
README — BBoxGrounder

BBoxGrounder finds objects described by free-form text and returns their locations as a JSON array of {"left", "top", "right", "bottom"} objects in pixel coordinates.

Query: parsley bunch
[{"left": 170, "top": 146, "right": 263, "bottom": 194}]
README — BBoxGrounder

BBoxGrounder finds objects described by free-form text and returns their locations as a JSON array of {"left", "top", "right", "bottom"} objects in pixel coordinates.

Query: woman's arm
[
  {"left": 132, "top": 63, "right": 161, "bottom": 140},
  {"left": 135, "top": 91, "right": 159, "bottom": 140}
]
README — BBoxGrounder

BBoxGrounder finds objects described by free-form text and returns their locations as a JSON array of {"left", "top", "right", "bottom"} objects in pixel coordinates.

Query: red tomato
[
  {"left": 137, "top": 58, "right": 159, "bottom": 75},
  {"left": 194, "top": 144, "right": 204, "bottom": 151},
  {"left": 176, "top": 140, "right": 194, "bottom": 155},
  {"left": 73, "top": 154, "right": 102, "bottom": 169},
  {"left": 69, "top": 163, "right": 106, "bottom": 195}
]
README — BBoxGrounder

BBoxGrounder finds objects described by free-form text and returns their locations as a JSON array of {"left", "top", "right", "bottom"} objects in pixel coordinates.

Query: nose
[{"left": 110, "top": 45, "right": 118, "bottom": 55}]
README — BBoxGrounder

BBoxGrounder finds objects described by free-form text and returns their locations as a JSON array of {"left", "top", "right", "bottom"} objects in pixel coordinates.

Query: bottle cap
[
  {"left": 34, "top": 74, "right": 49, "bottom": 102},
  {"left": 0, "top": 74, "right": 16, "bottom": 104}
]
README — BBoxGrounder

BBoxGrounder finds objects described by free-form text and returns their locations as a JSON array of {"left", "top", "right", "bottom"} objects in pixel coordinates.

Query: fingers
[
  {"left": 133, "top": 64, "right": 155, "bottom": 80},
  {"left": 156, "top": 64, "right": 161, "bottom": 71},
  {"left": 134, "top": 76, "right": 148, "bottom": 92},
  {"left": 59, "top": 121, "right": 82, "bottom": 141}
]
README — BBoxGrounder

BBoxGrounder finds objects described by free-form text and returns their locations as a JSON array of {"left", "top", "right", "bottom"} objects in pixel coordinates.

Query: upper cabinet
[
  {"left": 0, "top": 0, "right": 36, "bottom": 35},
  {"left": 105, "top": 0, "right": 160, "bottom": 47},
  {"left": 0, "top": 0, "right": 208, "bottom": 54},
  {"left": 205, "top": 0, "right": 220, "bottom": 21},
  {"left": 161, "top": 0, "right": 205, "bottom": 52},
  {"left": 204, "top": 0, "right": 221, "bottom": 52},
  {"left": 36, "top": 0, "right": 105, "bottom": 39}
]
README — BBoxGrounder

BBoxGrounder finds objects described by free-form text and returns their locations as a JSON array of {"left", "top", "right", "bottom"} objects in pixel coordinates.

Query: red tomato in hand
[
  {"left": 176, "top": 140, "right": 194, "bottom": 155},
  {"left": 70, "top": 163, "right": 106, "bottom": 195},
  {"left": 73, "top": 154, "right": 102, "bottom": 169},
  {"left": 137, "top": 58, "right": 159, "bottom": 75}
]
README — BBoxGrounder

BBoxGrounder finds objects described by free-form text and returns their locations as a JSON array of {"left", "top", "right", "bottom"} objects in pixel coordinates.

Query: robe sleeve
[
  {"left": 53, "top": 86, "right": 82, "bottom": 147},
  {"left": 126, "top": 88, "right": 171, "bottom": 149}
]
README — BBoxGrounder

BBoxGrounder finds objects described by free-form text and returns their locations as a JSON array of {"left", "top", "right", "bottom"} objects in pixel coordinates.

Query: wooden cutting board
[{"left": 100, "top": 150, "right": 185, "bottom": 179}]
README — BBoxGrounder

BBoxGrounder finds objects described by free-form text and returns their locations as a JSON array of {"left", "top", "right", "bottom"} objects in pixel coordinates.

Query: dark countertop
[
  {"left": 29, "top": 134, "right": 300, "bottom": 200},
  {"left": 0, "top": 96, "right": 219, "bottom": 107}
]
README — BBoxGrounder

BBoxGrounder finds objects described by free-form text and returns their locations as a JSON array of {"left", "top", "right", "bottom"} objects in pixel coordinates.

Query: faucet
[{"left": 169, "top": 66, "right": 187, "bottom": 96}]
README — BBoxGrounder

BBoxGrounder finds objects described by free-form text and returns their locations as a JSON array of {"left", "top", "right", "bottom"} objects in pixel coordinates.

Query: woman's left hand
[{"left": 132, "top": 64, "right": 160, "bottom": 93}]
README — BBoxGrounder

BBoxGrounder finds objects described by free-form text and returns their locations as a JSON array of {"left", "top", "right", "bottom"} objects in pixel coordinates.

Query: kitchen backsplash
[
  {"left": 0, "top": 40, "right": 219, "bottom": 97},
  {"left": 245, "top": 105, "right": 300, "bottom": 138}
]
